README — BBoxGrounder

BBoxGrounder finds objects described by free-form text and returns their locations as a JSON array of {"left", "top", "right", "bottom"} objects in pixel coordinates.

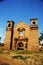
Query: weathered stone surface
[{"left": 4, "top": 19, "right": 39, "bottom": 52}]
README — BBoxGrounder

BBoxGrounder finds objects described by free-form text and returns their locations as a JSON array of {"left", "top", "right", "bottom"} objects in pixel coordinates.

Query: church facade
[{"left": 4, "top": 18, "right": 39, "bottom": 52}]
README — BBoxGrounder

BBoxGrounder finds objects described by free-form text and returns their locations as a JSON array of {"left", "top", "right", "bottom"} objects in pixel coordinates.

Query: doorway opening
[{"left": 17, "top": 42, "right": 24, "bottom": 50}]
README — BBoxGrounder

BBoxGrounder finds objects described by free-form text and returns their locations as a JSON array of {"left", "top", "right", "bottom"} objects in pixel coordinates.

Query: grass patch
[
  {"left": 15, "top": 50, "right": 32, "bottom": 54},
  {"left": 12, "top": 55, "right": 26, "bottom": 61},
  {"left": 33, "top": 53, "right": 39, "bottom": 57},
  {"left": 8, "top": 50, "right": 15, "bottom": 52},
  {"left": 41, "top": 60, "right": 43, "bottom": 65},
  {"left": 12, "top": 55, "right": 31, "bottom": 61},
  {"left": 5, "top": 51, "right": 10, "bottom": 54},
  {"left": 0, "top": 50, "right": 4, "bottom": 54},
  {"left": 27, "top": 56, "right": 31, "bottom": 58}
]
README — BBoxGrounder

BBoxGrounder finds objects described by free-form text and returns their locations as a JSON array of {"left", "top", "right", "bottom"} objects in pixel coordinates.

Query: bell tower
[
  {"left": 30, "top": 18, "right": 39, "bottom": 52},
  {"left": 30, "top": 18, "right": 38, "bottom": 25},
  {"left": 4, "top": 21, "right": 14, "bottom": 50}
]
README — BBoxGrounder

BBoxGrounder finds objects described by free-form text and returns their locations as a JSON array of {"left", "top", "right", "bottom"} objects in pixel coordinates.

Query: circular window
[{"left": 33, "top": 22, "right": 35, "bottom": 24}]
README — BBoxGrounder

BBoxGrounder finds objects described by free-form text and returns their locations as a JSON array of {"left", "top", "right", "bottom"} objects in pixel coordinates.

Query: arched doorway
[{"left": 17, "top": 42, "right": 24, "bottom": 50}]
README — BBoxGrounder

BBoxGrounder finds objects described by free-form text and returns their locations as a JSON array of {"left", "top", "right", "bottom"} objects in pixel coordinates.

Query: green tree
[
  {"left": 0, "top": 37, "right": 1, "bottom": 40},
  {"left": 39, "top": 31, "right": 43, "bottom": 41},
  {"left": 0, "top": 37, "right": 1, "bottom": 45}
]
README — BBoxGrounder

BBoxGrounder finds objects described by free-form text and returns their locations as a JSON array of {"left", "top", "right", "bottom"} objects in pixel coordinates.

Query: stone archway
[
  {"left": 14, "top": 37, "right": 28, "bottom": 50},
  {"left": 17, "top": 42, "right": 24, "bottom": 50}
]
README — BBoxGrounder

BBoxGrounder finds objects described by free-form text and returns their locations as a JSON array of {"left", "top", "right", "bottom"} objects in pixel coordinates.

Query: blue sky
[{"left": 0, "top": 0, "right": 43, "bottom": 43}]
